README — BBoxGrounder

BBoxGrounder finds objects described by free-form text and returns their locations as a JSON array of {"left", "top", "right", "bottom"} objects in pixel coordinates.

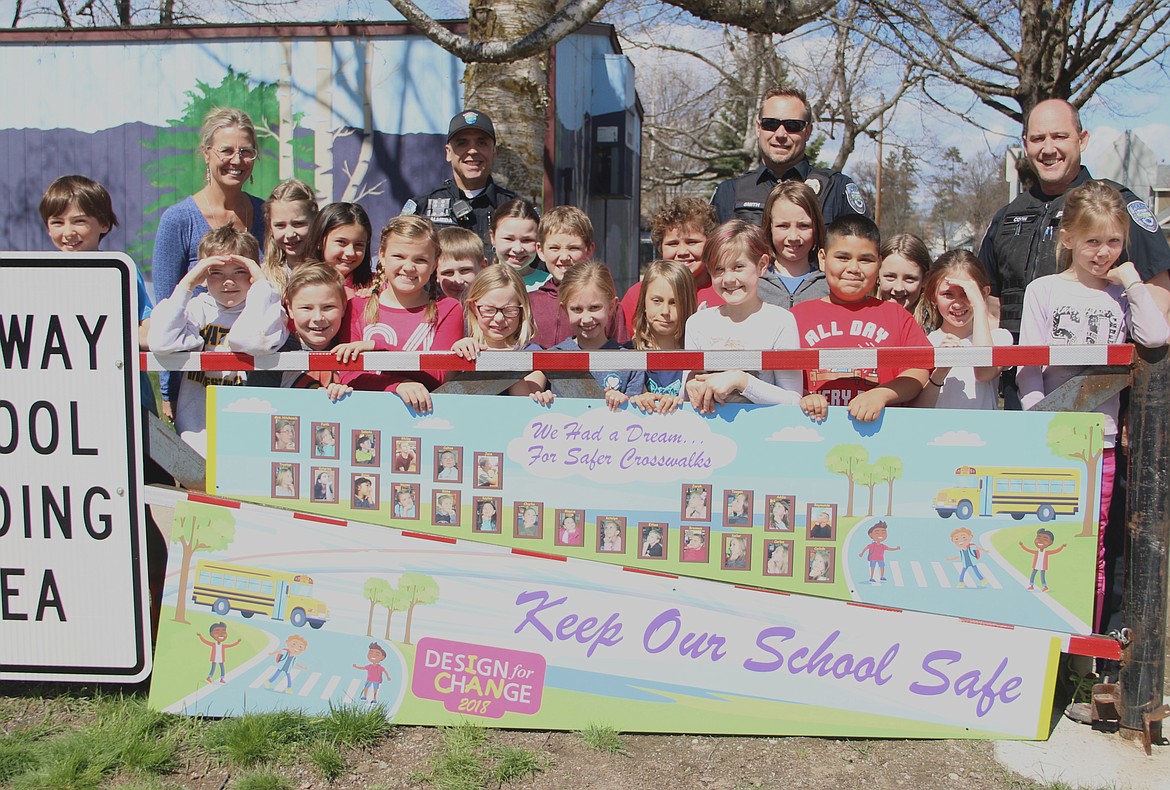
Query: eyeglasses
[
  {"left": 759, "top": 117, "right": 809, "bottom": 134},
  {"left": 212, "top": 146, "right": 259, "bottom": 162},
  {"left": 475, "top": 304, "right": 522, "bottom": 320}
]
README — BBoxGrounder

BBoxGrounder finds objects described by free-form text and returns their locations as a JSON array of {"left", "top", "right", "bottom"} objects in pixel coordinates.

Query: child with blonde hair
[
  {"left": 451, "top": 265, "right": 552, "bottom": 401},
  {"left": 336, "top": 215, "right": 464, "bottom": 412},
  {"left": 629, "top": 260, "right": 697, "bottom": 414},
  {"left": 1018, "top": 180, "right": 1169, "bottom": 626},
  {"left": 262, "top": 179, "right": 318, "bottom": 295}
]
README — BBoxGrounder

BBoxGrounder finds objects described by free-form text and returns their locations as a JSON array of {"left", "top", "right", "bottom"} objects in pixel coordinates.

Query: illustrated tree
[
  {"left": 397, "top": 572, "right": 441, "bottom": 646},
  {"left": 169, "top": 501, "right": 236, "bottom": 624},
  {"left": 825, "top": 444, "right": 869, "bottom": 517},
  {"left": 1046, "top": 413, "right": 1104, "bottom": 538},
  {"left": 380, "top": 584, "right": 408, "bottom": 641},
  {"left": 362, "top": 577, "right": 392, "bottom": 637},
  {"left": 873, "top": 456, "right": 904, "bottom": 517},
  {"left": 855, "top": 462, "right": 881, "bottom": 517},
  {"left": 135, "top": 68, "right": 315, "bottom": 270}
]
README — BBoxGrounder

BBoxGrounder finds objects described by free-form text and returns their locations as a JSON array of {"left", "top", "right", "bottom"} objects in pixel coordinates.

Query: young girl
[
  {"left": 236, "top": 261, "right": 352, "bottom": 398},
  {"left": 684, "top": 220, "right": 803, "bottom": 413},
  {"left": 758, "top": 181, "right": 829, "bottom": 309},
  {"left": 1018, "top": 181, "right": 1169, "bottom": 626},
  {"left": 305, "top": 202, "right": 373, "bottom": 296},
  {"left": 914, "top": 250, "right": 1013, "bottom": 409},
  {"left": 262, "top": 179, "right": 318, "bottom": 296},
  {"left": 558, "top": 513, "right": 582, "bottom": 546},
  {"left": 490, "top": 199, "right": 545, "bottom": 291},
  {"left": 550, "top": 262, "right": 645, "bottom": 410},
  {"left": 337, "top": 215, "right": 464, "bottom": 412},
  {"left": 878, "top": 233, "right": 934, "bottom": 330},
  {"left": 451, "top": 265, "right": 552, "bottom": 401},
  {"left": 629, "top": 260, "right": 697, "bottom": 414}
]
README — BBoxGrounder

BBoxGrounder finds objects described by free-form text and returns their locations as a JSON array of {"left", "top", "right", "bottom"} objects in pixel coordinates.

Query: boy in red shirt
[{"left": 792, "top": 215, "right": 930, "bottom": 422}]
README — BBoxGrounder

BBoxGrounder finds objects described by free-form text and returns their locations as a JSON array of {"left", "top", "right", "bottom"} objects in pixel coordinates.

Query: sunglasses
[{"left": 759, "top": 117, "right": 809, "bottom": 134}]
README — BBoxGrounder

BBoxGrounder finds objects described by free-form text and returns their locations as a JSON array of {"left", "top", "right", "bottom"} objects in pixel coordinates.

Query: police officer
[
  {"left": 979, "top": 98, "right": 1170, "bottom": 340},
  {"left": 402, "top": 109, "right": 517, "bottom": 245},
  {"left": 711, "top": 87, "right": 868, "bottom": 226}
]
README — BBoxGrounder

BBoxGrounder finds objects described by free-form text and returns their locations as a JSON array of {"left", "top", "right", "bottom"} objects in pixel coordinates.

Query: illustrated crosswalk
[
  {"left": 872, "top": 560, "right": 1004, "bottom": 590},
  {"left": 249, "top": 667, "right": 375, "bottom": 703}
]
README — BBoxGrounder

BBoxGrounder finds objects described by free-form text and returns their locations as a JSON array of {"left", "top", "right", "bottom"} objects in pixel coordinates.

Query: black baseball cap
[{"left": 447, "top": 109, "right": 496, "bottom": 141}]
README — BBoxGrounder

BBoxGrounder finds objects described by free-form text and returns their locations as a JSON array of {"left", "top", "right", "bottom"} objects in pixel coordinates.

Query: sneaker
[
  {"left": 981, "top": 579, "right": 989, "bottom": 587},
  {"left": 219, "top": 678, "right": 226, "bottom": 684},
  {"left": 880, "top": 577, "right": 887, "bottom": 582},
  {"left": 1042, "top": 586, "right": 1049, "bottom": 592},
  {"left": 957, "top": 582, "right": 966, "bottom": 588},
  {"left": 285, "top": 688, "right": 293, "bottom": 694},
  {"left": 205, "top": 677, "right": 213, "bottom": 684},
  {"left": 1028, "top": 585, "right": 1034, "bottom": 591},
  {"left": 264, "top": 682, "right": 272, "bottom": 689}
]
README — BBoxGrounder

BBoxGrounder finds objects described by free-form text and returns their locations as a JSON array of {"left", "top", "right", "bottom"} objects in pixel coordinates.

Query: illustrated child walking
[
  {"left": 1019, "top": 529, "right": 1067, "bottom": 592},
  {"left": 353, "top": 642, "right": 392, "bottom": 703},
  {"left": 947, "top": 527, "right": 988, "bottom": 588},
  {"left": 266, "top": 634, "right": 309, "bottom": 693},
  {"left": 859, "top": 521, "right": 901, "bottom": 583},
  {"left": 198, "top": 622, "right": 241, "bottom": 684}
]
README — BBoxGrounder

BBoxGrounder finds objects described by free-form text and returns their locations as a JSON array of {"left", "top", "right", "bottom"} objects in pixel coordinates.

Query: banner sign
[
  {"left": 0, "top": 254, "right": 150, "bottom": 682},
  {"left": 147, "top": 488, "right": 1060, "bottom": 738},
  {"left": 209, "top": 389, "right": 1104, "bottom": 636}
]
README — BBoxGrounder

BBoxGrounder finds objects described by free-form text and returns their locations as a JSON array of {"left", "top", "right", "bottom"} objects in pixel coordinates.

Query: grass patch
[
  {"left": 309, "top": 741, "right": 346, "bottom": 782},
  {"left": 203, "top": 709, "right": 318, "bottom": 767},
  {"left": 414, "top": 721, "right": 545, "bottom": 789},
  {"left": 234, "top": 769, "right": 293, "bottom": 790},
  {"left": 320, "top": 702, "right": 394, "bottom": 748},
  {"left": 576, "top": 722, "right": 625, "bottom": 754}
]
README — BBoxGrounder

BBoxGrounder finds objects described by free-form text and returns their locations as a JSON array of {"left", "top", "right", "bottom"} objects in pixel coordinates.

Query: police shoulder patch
[
  {"left": 1127, "top": 200, "right": 1159, "bottom": 233},
  {"left": 804, "top": 178, "right": 822, "bottom": 195},
  {"left": 401, "top": 199, "right": 417, "bottom": 216},
  {"left": 845, "top": 182, "right": 866, "bottom": 214}
]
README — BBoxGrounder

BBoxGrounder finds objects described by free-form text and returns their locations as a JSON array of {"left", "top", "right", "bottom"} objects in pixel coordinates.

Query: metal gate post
[{"left": 1119, "top": 344, "right": 1170, "bottom": 746}]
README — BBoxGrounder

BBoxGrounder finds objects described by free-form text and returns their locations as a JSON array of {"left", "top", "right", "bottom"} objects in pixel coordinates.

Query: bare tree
[
  {"left": 9, "top": 0, "right": 302, "bottom": 27},
  {"left": 862, "top": 0, "right": 1170, "bottom": 123}
]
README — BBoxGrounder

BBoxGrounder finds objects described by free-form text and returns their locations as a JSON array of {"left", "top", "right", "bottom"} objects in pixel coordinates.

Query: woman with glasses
[{"left": 152, "top": 107, "right": 267, "bottom": 421}]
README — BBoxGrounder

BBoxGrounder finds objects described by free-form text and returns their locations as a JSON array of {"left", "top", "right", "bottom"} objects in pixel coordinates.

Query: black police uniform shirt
[
  {"left": 978, "top": 166, "right": 1170, "bottom": 334},
  {"left": 401, "top": 177, "right": 518, "bottom": 246},
  {"left": 710, "top": 158, "right": 869, "bottom": 226}
]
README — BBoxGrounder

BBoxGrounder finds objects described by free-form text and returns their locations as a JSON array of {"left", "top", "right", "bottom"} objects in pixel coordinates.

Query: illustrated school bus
[
  {"left": 933, "top": 466, "right": 1080, "bottom": 522},
  {"left": 192, "top": 561, "right": 329, "bottom": 629}
]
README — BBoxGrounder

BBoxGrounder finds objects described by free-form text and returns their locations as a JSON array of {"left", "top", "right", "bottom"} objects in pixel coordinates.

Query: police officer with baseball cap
[
  {"left": 401, "top": 109, "right": 518, "bottom": 244},
  {"left": 710, "top": 87, "right": 868, "bottom": 226}
]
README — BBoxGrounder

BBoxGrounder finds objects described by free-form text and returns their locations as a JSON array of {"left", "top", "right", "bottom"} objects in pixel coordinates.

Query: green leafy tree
[
  {"left": 397, "top": 573, "right": 441, "bottom": 646},
  {"left": 1047, "top": 414, "right": 1104, "bottom": 538},
  {"left": 169, "top": 501, "right": 236, "bottom": 624},
  {"left": 133, "top": 67, "right": 315, "bottom": 269},
  {"left": 825, "top": 444, "right": 869, "bottom": 516},
  {"left": 362, "top": 578, "right": 392, "bottom": 637},
  {"left": 874, "top": 456, "right": 904, "bottom": 516}
]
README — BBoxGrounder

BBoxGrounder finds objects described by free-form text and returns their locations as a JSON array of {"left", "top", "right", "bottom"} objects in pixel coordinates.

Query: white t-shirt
[
  {"left": 927, "top": 327, "right": 1014, "bottom": 410},
  {"left": 683, "top": 303, "right": 803, "bottom": 405}
]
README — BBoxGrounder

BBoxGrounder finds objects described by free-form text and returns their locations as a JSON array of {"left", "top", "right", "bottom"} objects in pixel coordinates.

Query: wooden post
[{"left": 1119, "top": 343, "right": 1169, "bottom": 742}]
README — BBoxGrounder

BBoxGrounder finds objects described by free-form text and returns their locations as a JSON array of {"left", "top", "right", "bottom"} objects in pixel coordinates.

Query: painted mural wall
[{"left": 0, "top": 23, "right": 640, "bottom": 283}]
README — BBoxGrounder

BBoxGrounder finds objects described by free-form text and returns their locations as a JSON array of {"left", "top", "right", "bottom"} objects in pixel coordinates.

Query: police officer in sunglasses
[{"left": 711, "top": 87, "right": 868, "bottom": 226}]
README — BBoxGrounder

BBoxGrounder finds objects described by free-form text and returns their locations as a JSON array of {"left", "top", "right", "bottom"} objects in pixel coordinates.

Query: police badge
[{"left": 845, "top": 183, "right": 867, "bottom": 214}]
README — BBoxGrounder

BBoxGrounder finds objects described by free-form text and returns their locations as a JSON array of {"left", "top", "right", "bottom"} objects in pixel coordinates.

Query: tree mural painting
[
  {"left": 397, "top": 573, "right": 441, "bottom": 646},
  {"left": 1047, "top": 414, "right": 1104, "bottom": 538},
  {"left": 874, "top": 456, "right": 904, "bottom": 517},
  {"left": 381, "top": 584, "right": 408, "bottom": 642},
  {"left": 825, "top": 444, "right": 869, "bottom": 517},
  {"left": 169, "top": 501, "right": 236, "bottom": 624},
  {"left": 134, "top": 67, "right": 315, "bottom": 269}
]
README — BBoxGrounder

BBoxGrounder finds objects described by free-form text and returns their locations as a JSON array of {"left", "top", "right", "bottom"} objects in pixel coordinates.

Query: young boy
[
  {"left": 40, "top": 176, "right": 155, "bottom": 403},
  {"left": 529, "top": 206, "right": 630, "bottom": 347},
  {"left": 436, "top": 227, "right": 486, "bottom": 301},
  {"left": 621, "top": 197, "right": 723, "bottom": 333},
  {"left": 148, "top": 225, "right": 279, "bottom": 457},
  {"left": 791, "top": 215, "right": 930, "bottom": 423}
]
